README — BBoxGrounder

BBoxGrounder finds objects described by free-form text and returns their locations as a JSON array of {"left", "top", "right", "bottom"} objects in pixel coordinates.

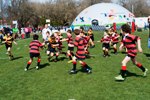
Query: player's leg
[
  {"left": 67, "top": 50, "right": 72, "bottom": 60},
  {"left": 102, "top": 47, "right": 106, "bottom": 57},
  {"left": 131, "top": 58, "right": 148, "bottom": 76},
  {"left": 55, "top": 51, "right": 59, "bottom": 61},
  {"left": 25, "top": 57, "right": 33, "bottom": 71},
  {"left": 36, "top": 54, "right": 41, "bottom": 70},
  {"left": 70, "top": 56, "right": 77, "bottom": 74},
  {"left": 79, "top": 60, "right": 92, "bottom": 73},
  {"left": 89, "top": 38, "right": 95, "bottom": 48},
  {"left": 7, "top": 47, "right": 14, "bottom": 60},
  {"left": 113, "top": 43, "right": 117, "bottom": 54},
  {"left": 115, "top": 56, "right": 131, "bottom": 80}
]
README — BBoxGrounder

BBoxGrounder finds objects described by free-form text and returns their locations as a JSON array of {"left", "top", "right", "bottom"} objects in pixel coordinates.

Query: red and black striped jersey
[
  {"left": 55, "top": 35, "right": 62, "bottom": 49},
  {"left": 101, "top": 35, "right": 111, "bottom": 43},
  {"left": 111, "top": 32, "right": 119, "bottom": 43},
  {"left": 29, "top": 40, "right": 43, "bottom": 54},
  {"left": 74, "top": 35, "right": 85, "bottom": 59},
  {"left": 122, "top": 34, "right": 140, "bottom": 57},
  {"left": 67, "top": 32, "right": 74, "bottom": 46}
]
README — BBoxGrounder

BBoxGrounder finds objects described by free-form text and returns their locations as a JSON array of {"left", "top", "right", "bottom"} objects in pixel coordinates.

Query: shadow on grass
[
  {"left": 12, "top": 56, "right": 23, "bottom": 60},
  {"left": 58, "top": 57, "right": 68, "bottom": 61},
  {"left": 126, "top": 70, "right": 143, "bottom": 77},
  {"left": 86, "top": 55, "right": 95, "bottom": 59},
  {"left": 40, "top": 63, "right": 50, "bottom": 69},
  {"left": 75, "top": 67, "right": 92, "bottom": 74},
  {"left": 115, "top": 70, "right": 143, "bottom": 82},
  {"left": 28, "top": 63, "right": 50, "bottom": 70},
  {"left": 143, "top": 53, "right": 150, "bottom": 58}
]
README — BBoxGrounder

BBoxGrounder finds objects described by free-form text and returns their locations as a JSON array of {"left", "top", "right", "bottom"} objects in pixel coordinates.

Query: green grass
[{"left": 0, "top": 30, "right": 150, "bottom": 100}]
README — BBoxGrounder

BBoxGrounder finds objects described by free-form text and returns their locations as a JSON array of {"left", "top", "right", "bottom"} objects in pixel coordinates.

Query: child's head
[
  {"left": 108, "top": 28, "right": 114, "bottom": 35},
  {"left": 7, "top": 32, "right": 11, "bottom": 36},
  {"left": 33, "top": 34, "right": 39, "bottom": 40},
  {"left": 88, "top": 27, "right": 92, "bottom": 31},
  {"left": 121, "top": 24, "right": 131, "bottom": 34},
  {"left": 51, "top": 34, "right": 55, "bottom": 39},
  {"left": 80, "top": 26, "right": 84, "bottom": 32},
  {"left": 46, "top": 31, "right": 50, "bottom": 36},
  {"left": 74, "top": 29, "right": 80, "bottom": 35},
  {"left": 67, "top": 29, "right": 72, "bottom": 34}
]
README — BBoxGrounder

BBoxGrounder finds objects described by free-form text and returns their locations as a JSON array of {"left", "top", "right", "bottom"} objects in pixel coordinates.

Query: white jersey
[{"left": 42, "top": 28, "right": 52, "bottom": 40}]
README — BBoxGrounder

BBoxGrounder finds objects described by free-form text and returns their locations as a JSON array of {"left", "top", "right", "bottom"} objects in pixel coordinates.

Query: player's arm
[
  {"left": 137, "top": 38, "right": 142, "bottom": 53},
  {"left": 13, "top": 41, "right": 17, "bottom": 45},
  {"left": 119, "top": 42, "right": 124, "bottom": 51}
]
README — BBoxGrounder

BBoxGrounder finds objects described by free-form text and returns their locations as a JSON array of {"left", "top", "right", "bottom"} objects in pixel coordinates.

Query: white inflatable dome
[{"left": 72, "top": 3, "right": 134, "bottom": 27}]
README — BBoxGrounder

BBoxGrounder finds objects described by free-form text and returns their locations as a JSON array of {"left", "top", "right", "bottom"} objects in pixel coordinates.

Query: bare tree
[
  {"left": 117, "top": 0, "right": 150, "bottom": 17},
  {"left": 3, "top": 0, "right": 149, "bottom": 27}
]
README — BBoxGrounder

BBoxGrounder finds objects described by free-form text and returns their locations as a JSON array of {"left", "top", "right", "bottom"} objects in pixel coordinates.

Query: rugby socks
[
  {"left": 55, "top": 54, "right": 59, "bottom": 61},
  {"left": 72, "top": 61, "right": 77, "bottom": 70},
  {"left": 68, "top": 54, "right": 72, "bottom": 60},
  {"left": 37, "top": 58, "right": 41, "bottom": 66},
  {"left": 105, "top": 51, "right": 109, "bottom": 56},
  {"left": 81, "top": 62, "right": 91, "bottom": 71},
  {"left": 114, "top": 48, "right": 117, "bottom": 53},
  {"left": 121, "top": 66, "right": 127, "bottom": 77},
  {"left": 26, "top": 61, "right": 32, "bottom": 69},
  {"left": 136, "top": 63, "right": 145, "bottom": 72},
  {"left": 103, "top": 50, "right": 106, "bottom": 56}
]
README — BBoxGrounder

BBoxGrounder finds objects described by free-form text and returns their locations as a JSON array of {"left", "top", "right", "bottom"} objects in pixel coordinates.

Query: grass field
[{"left": 0, "top": 30, "right": 150, "bottom": 100}]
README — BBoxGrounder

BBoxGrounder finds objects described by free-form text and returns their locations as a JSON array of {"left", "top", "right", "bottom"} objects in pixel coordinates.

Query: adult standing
[{"left": 42, "top": 24, "right": 52, "bottom": 41}]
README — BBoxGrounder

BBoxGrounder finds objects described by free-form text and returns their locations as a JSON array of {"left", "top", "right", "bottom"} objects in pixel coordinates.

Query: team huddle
[{"left": 1, "top": 24, "right": 148, "bottom": 81}]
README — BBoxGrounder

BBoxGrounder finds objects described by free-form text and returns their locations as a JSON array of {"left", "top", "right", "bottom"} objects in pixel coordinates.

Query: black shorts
[
  {"left": 102, "top": 43, "right": 110, "bottom": 49},
  {"left": 5, "top": 44, "right": 12, "bottom": 49},
  {"left": 68, "top": 47, "right": 74, "bottom": 51},
  {"left": 30, "top": 53, "right": 40, "bottom": 58},
  {"left": 49, "top": 47, "right": 56, "bottom": 53},
  {"left": 75, "top": 55, "right": 85, "bottom": 61},
  {"left": 90, "top": 34, "right": 94, "bottom": 41}
]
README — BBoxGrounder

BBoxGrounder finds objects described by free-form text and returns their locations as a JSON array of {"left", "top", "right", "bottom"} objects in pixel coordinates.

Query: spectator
[{"left": 42, "top": 24, "right": 52, "bottom": 41}]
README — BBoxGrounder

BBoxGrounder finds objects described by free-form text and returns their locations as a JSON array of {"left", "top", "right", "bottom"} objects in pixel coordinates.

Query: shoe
[
  {"left": 143, "top": 68, "right": 148, "bottom": 76},
  {"left": 68, "top": 60, "right": 73, "bottom": 63},
  {"left": 87, "top": 69, "right": 92, "bottom": 74},
  {"left": 114, "top": 52, "right": 118, "bottom": 55},
  {"left": 69, "top": 70, "right": 77, "bottom": 74},
  {"left": 24, "top": 68, "right": 28, "bottom": 71},
  {"left": 11, "top": 55, "right": 14, "bottom": 60},
  {"left": 36, "top": 66, "right": 39, "bottom": 70},
  {"left": 115, "top": 75, "right": 125, "bottom": 81},
  {"left": 103, "top": 55, "right": 106, "bottom": 57}
]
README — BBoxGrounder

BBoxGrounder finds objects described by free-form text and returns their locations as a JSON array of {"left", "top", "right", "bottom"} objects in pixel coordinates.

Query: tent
[
  {"left": 134, "top": 17, "right": 149, "bottom": 28},
  {"left": 72, "top": 3, "right": 134, "bottom": 27}
]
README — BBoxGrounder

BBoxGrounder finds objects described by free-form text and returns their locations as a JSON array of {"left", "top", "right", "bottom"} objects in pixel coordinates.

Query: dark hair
[
  {"left": 121, "top": 24, "right": 131, "bottom": 33},
  {"left": 51, "top": 34, "right": 55, "bottom": 38},
  {"left": 80, "top": 26, "right": 84, "bottom": 30},
  {"left": 74, "top": 29, "right": 80, "bottom": 35},
  {"left": 67, "top": 29, "right": 72, "bottom": 33},
  {"left": 33, "top": 34, "right": 39, "bottom": 40},
  {"left": 46, "top": 31, "right": 50, "bottom": 34},
  {"left": 89, "top": 27, "right": 92, "bottom": 30}
]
